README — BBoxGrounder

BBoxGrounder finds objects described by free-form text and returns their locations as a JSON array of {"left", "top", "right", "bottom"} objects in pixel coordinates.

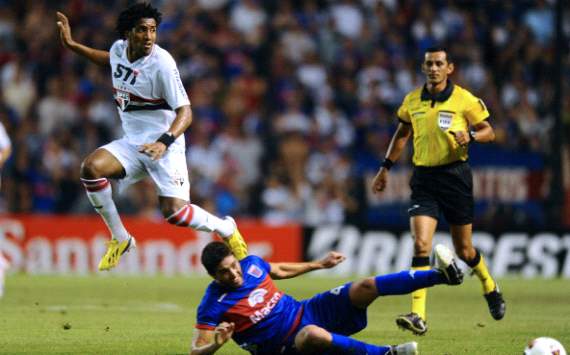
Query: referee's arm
[
  {"left": 452, "top": 120, "right": 495, "bottom": 146},
  {"left": 471, "top": 120, "right": 495, "bottom": 143},
  {"left": 372, "top": 122, "right": 412, "bottom": 193}
]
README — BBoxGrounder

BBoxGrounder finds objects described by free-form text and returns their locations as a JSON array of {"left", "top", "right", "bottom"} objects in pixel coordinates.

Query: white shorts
[{"left": 102, "top": 138, "right": 190, "bottom": 201}]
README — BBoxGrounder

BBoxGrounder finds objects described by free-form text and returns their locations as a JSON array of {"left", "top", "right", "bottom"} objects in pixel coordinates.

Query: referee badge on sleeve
[{"left": 437, "top": 111, "right": 454, "bottom": 131}]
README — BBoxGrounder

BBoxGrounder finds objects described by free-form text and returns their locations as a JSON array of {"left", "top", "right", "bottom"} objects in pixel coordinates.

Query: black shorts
[{"left": 409, "top": 160, "right": 474, "bottom": 225}]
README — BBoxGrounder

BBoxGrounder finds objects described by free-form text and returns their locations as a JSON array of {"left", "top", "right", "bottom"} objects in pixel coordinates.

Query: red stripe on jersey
[
  {"left": 283, "top": 305, "right": 304, "bottom": 342},
  {"left": 222, "top": 275, "right": 284, "bottom": 333},
  {"left": 112, "top": 88, "right": 166, "bottom": 104}
]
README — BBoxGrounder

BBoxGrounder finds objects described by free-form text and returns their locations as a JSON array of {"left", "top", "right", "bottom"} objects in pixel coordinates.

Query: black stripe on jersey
[
  {"left": 478, "top": 99, "right": 487, "bottom": 112},
  {"left": 123, "top": 102, "right": 172, "bottom": 112}
]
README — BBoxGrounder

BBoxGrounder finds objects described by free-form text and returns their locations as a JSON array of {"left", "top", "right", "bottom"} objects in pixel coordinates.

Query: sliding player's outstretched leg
[
  {"left": 294, "top": 259, "right": 462, "bottom": 355},
  {"left": 295, "top": 325, "right": 419, "bottom": 355},
  {"left": 434, "top": 244, "right": 464, "bottom": 285}
]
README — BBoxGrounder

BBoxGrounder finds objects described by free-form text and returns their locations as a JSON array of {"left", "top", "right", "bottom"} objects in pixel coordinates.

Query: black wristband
[
  {"left": 469, "top": 130, "right": 476, "bottom": 143},
  {"left": 157, "top": 132, "right": 175, "bottom": 148},
  {"left": 381, "top": 158, "right": 394, "bottom": 170}
]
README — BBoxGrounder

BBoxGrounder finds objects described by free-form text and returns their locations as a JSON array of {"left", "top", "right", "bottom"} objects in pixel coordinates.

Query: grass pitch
[{"left": 0, "top": 275, "right": 568, "bottom": 354}]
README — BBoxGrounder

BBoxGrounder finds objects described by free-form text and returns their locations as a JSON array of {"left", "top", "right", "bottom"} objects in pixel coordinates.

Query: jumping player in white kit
[
  {"left": 0, "top": 121, "right": 10, "bottom": 297},
  {"left": 0, "top": 251, "right": 10, "bottom": 298},
  {"left": 56, "top": 3, "right": 247, "bottom": 271}
]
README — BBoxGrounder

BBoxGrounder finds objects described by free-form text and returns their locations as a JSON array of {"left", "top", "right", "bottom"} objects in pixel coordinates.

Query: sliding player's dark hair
[
  {"left": 425, "top": 46, "right": 453, "bottom": 64},
  {"left": 116, "top": 2, "right": 162, "bottom": 39},
  {"left": 201, "top": 242, "right": 233, "bottom": 276}
]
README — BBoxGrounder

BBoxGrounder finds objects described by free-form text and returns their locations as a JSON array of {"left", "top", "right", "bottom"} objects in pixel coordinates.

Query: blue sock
[
  {"left": 331, "top": 333, "right": 391, "bottom": 355},
  {"left": 375, "top": 270, "right": 446, "bottom": 296}
]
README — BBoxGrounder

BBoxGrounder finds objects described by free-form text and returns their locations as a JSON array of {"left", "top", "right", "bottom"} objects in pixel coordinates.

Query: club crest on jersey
[
  {"left": 437, "top": 111, "right": 454, "bottom": 131},
  {"left": 114, "top": 89, "right": 130, "bottom": 111},
  {"left": 248, "top": 288, "right": 268, "bottom": 307},
  {"left": 247, "top": 265, "right": 263, "bottom": 278}
]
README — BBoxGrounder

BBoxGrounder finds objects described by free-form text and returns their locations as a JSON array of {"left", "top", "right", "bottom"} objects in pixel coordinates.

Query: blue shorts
[{"left": 280, "top": 282, "right": 368, "bottom": 354}]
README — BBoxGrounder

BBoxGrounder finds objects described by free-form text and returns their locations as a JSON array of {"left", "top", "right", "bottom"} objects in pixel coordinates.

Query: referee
[{"left": 372, "top": 47, "right": 505, "bottom": 335}]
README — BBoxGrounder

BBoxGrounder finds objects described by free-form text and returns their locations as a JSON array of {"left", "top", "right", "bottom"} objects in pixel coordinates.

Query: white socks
[
  {"left": 0, "top": 255, "right": 6, "bottom": 298},
  {"left": 81, "top": 178, "right": 130, "bottom": 242},
  {"left": 82, "top": 178, "right": 234, "bottom": 240},
  {"left": 167, "top": 204, "right": 234, "bottom": 238}
]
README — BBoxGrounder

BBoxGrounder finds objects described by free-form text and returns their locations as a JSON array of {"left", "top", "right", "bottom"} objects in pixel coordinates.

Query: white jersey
[
  {"left": 0, "top": 122, "right": 10, "bottom": 150},
  {"left": 110, "top": 40, "right": 190, "bottom": 146}
]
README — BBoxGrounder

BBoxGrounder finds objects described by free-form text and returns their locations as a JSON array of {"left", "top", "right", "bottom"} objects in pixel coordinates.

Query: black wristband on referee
[
  {"left": 157, "top": 132, "right": 175, "bottom": 148},
  {"left": 381, "top": 158, "right": 394, "bottom": 170},
  {"left": 468, "top": 130, "right": 476, "bottom": 143}
]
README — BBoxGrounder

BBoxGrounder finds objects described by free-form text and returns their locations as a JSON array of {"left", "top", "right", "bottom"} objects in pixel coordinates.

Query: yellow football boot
[
  {"left": 98, "top": 236, "right": 136, "bottom": 271},
  {"left": 223, "top": 217, "right": 247, "bottom": 260}
]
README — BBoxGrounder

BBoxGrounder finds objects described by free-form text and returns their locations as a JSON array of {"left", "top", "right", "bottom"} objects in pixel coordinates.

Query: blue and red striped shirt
[{"left": 196, "top": 255, "right": 303, "bottom": 352}]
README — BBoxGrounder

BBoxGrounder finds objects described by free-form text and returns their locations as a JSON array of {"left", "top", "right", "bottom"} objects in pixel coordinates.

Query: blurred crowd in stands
[{"left": 0, "top": 0, "right": 567, "bottom": 228}]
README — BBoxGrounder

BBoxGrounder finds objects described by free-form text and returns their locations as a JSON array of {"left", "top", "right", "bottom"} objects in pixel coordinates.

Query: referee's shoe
[
  {"left": 484, "top": 285, "right": 506, "bottom": 320},
  {"left": 396, "top": 313, "right": 427, "bottom": 336},
  {"left": 395, "top": 245, "right": 463, "bottom": 335}
]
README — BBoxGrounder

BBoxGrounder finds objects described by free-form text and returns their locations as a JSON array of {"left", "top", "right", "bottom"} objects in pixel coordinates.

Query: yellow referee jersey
[{"left": 397, "top": 81, "right": 489, "bottom": 167}]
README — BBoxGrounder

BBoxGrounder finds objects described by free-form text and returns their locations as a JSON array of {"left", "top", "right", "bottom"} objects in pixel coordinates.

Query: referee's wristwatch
[{"left": 469, "top": 130, "right": 477, "bottom": 143}]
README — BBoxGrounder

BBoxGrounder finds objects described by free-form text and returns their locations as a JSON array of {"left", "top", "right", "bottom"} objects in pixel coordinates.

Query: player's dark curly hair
[
  {"left": 201, "top": 241, "right": 232, "bottom": 276},
  {"left": 115, "top": 2, "right": 162, "bottom": 39}
]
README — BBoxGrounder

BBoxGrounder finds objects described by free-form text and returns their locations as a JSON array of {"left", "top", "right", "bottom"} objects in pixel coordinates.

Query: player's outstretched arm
[
  {"left": 56, "top": 11, "right": 110, "bottom": 67},
  {"left": 269, "top": 251, "right": 346, "bottom": 280},
  {"left": 190, "top": 323, "right": 234, "bottom": 355}
]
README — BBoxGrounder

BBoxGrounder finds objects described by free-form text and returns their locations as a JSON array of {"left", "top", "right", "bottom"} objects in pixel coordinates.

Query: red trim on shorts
[
  {"left": 195, "top": 324, "right": 216, "bottom": 331},
  {"left": 283, "top": 305, "right": 304, "bottom": 343}
]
